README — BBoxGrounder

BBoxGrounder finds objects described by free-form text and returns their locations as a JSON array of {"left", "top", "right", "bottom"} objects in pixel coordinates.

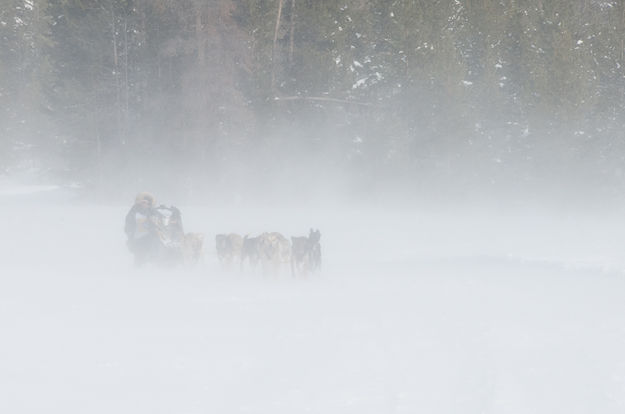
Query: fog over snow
[
  {"left": 3, "top": 182, "right": 625, "bottom": 414},
  {"left": 5, "top": 1, "right": 625, "bottom": 412}
]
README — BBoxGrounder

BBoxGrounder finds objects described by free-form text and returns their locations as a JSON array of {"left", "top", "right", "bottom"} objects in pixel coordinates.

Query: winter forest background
[{"left": 4, "top": 0, "right": 625, "bottom": 205}]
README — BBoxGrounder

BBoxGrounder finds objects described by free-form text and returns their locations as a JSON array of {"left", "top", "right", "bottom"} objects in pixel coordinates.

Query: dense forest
[{"left": 2, "top": 0, "right": 625, "bottom": 203}]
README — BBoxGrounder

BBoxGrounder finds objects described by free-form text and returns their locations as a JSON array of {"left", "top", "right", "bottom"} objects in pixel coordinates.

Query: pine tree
[{"left": 0, "top": 0, "right": 56, "bottom": 174}]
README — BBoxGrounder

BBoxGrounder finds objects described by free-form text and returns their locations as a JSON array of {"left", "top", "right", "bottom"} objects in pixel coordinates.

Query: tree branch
[{"left": 273, "top": 95, "right": 382, "bottom": 107}]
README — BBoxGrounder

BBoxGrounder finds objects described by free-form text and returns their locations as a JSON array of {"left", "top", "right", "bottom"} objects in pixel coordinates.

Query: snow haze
[
  {"left": 4, "top": 2, "right": 625, "bottom": 411},
  {"left": 2, "top": 185, "right": 625, "bottom": 413}
]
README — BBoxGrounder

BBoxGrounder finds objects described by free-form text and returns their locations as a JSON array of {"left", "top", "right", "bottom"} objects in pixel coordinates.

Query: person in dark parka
[{"left": 124, "top": 192, "right": 163, "bottom": 265}]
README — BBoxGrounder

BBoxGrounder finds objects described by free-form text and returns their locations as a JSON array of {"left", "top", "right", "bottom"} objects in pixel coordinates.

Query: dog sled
[{"left": 125, "top": 199, "right": 203, "bottom": 266}]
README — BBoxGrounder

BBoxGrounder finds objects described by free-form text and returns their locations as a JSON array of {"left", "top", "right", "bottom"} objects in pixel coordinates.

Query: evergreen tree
[{"left": 1, "top": 0, "right": 56, "bottom": 174}]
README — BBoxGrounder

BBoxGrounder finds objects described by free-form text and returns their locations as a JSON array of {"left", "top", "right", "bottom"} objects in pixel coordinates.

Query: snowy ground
[{"left": 3, "top": 187, "right": 625, "bottom": 413}]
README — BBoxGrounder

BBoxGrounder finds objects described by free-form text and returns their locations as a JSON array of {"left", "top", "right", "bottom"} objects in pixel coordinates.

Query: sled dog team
[
  {"left": 124, "top": 192, "right": 321, "bottom": 276},
  {"left": 216, "top": 229, "right": 322, "bottom": 277}
]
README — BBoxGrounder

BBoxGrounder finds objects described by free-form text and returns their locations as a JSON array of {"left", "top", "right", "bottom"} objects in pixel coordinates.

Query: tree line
[{"left": 2, "top": 0, "right": 625, "bottom": 199}]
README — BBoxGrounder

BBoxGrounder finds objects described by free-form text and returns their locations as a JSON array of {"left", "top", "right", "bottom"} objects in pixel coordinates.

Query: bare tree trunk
[
  {"left": 33, "top": 0, "right": 40, "bottom": 60},
  {"left": 111, "top": 6, "right": 123, "bottom": 145},
  {"left": 95, "top": 129, "right": 103, "bottom": 187},
  {"left": 196, "top": 5, "right": 205, "bottom": 66},
  {"left": 271, "top": 0, "right": 284, "bottom": 91},
  {"left": 621, "top": 2, "right": 625, "bottom": 62},
  {"left": 195, "top": 1, "right": 208, "bottom": 159},
  {"left": 123, "top": 18, "right": 129, "bottom": 137},
  {"left": 288, "top": 0, "right": 295, "bottom": 64},
  {"left": 621, "top": 1, "right": 625, "bottom": 107}
]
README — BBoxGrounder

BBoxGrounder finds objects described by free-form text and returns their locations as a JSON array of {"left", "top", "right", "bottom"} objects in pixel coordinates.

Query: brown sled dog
[
  {"left": 257, "top": 232, "right": 291, "bottom": 275},
  {"left": 215, "top": 233, "right": 244, "bottom": 266}
]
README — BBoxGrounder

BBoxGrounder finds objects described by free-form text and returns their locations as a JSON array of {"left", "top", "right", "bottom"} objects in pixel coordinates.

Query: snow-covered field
[{"left": 3, "top": 187, "right": 625, "bottom": 413}]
